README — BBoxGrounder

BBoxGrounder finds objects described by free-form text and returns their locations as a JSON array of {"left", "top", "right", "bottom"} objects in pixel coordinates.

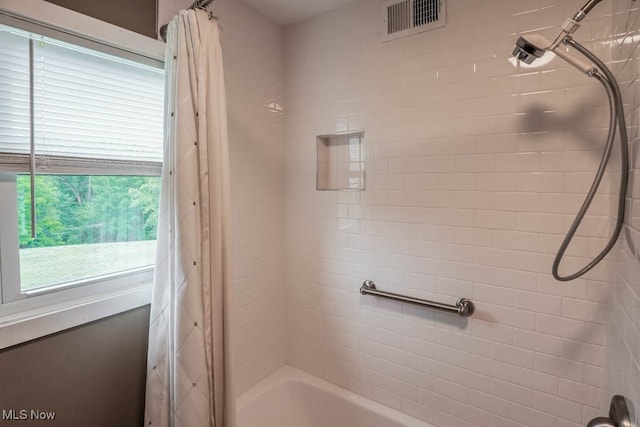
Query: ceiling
[{"left": 239, "top": 0, "right": 360, "bottom": 26}]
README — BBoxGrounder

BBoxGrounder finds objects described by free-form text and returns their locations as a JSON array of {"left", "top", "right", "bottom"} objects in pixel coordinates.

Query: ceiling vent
[{"left": 382, "top": 0, "right": 445, "bottom": 42}]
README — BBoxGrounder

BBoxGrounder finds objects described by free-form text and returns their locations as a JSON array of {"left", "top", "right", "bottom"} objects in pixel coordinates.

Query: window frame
[
  {"left": 0, "top": 174, "right": 22, "bottom": 303},
  {"left": 0, "top": 0, "right": 165, "bottom": 350}
]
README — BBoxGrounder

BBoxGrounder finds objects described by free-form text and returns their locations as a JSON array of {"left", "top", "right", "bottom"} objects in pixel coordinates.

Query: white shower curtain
[{"left": 145, "top": 9, "right": 231, "bottom": 427}]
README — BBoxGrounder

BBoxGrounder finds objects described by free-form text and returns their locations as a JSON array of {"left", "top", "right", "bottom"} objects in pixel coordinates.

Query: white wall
[
  {"left": 212, "top": 0, "right": 286, "bottom": 398},
  {"left": 159, "top": 0, "right": 287, "bottom": 397},
  {"left": 283, "top": 1, "right": 628, "bottom": 426},
  {"left": 607, "top": 1, "right": 640, "bottom": 426}
]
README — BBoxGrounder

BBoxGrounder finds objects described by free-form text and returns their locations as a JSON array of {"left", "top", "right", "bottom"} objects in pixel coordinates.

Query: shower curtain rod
[
  {"left": 189, "top": 0, "right": 214, "bottom": 10},
  {"left": 159, "top": 0, "right": 215, "bottom": 42}
]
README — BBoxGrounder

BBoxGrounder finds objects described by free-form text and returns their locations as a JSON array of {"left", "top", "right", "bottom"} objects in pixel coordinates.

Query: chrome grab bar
[{"left": 359, "top": 280, "right": 474, "bottom": 317}]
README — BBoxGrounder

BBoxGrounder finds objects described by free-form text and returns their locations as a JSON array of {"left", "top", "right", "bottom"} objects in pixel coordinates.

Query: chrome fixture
[
  {"left": 512, "top": 0, "right": 630, "bottom": 281},
  {"left": 587, "top": 395, "right": 636, "bottom": 427},
  {"left": 512, "top": 36, "right": 545, "bottom": 64},
  {"left": 359, "top": 280, "right": 474, "bottom": 317}
]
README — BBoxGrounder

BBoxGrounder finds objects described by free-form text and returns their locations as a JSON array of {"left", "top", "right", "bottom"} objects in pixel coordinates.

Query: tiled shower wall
[
  {"left": 283, "top": 1, "right": 631, "bottom": 426},
  {"left": 607, "top": 1, "right": 640, "bottom": 425},
  {"left": 159, "top": 0, "right": 287, "bottom": 397},
  {"left": 212, "top": 1, "right": 286, "bottom": 397}
]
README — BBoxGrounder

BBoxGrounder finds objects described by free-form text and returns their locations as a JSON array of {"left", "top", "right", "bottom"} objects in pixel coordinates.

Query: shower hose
[{"left": 551, "top": 36, "right": 629, "bottom": 281}]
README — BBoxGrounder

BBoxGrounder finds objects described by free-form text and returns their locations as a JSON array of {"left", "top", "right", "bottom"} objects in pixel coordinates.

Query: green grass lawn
[{"left": 20, "top": 240, "right": 156, "bottom": 290}]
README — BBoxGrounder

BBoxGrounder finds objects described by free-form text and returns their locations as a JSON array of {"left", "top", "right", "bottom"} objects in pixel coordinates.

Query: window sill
[{"left": 0, "top": 280, "right": 152, "bottom": 350}]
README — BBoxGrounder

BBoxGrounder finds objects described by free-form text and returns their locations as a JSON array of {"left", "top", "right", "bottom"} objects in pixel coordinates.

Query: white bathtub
[{"left": 236, "top": 366, "right": 434, "bottom": 427}]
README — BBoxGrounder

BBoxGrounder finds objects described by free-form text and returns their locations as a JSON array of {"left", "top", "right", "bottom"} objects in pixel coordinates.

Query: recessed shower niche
[{"left": 316, "top": 131, "right": 365, "bottom": 191}]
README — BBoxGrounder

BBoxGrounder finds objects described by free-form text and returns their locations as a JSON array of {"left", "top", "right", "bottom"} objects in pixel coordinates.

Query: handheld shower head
[
  {"left": 511, "top": 33, "right": 594, "bottom": 74},
  {"left": 512, "top": 36, "right": 546, "bottom": 64},
  {"left": 509, "top": 0, "right": 631, "bottom": 282},
  {"left": 511, "top": 0, "right": 614, "bottom": 74}
]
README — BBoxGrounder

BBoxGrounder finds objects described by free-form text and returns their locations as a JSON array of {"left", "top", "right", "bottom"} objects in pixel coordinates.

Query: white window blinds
[
  {"left": 0, "top": 23, "right": 164, "bottom": 175},
  {"left": 0, "top": 28, "right": 30, "bottom": 155}
]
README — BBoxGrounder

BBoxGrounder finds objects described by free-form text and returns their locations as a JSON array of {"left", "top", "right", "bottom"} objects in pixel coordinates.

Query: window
[
  {"left": 0, "top": 0, "right": 165, "bottom": 347},
  {"left": 16, "top": 175, "right": 160, "bottom": 292},
  {"left": 0, "top": 23, "right": 164, "bottom": 300}
]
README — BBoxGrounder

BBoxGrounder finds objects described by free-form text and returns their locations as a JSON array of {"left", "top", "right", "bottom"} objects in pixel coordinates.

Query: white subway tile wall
[
  {"left": 217, "top": 1, "right": 286, "bottom": 396},
  {"left": 284, "top": 1, "right": 639, "bottom": 426},
  {"left": 607, "top": 1, "right": 640, "bottom": 426},
  {"left": 158, "top": 0, "right": 640, "bottom": 424}
]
